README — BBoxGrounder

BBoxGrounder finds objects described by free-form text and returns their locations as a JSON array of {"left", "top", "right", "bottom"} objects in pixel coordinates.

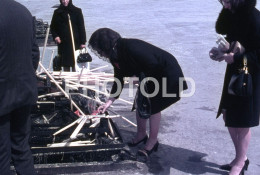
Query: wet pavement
[{"left": 14, "top": 0, "right": 260, "bottom": 174}]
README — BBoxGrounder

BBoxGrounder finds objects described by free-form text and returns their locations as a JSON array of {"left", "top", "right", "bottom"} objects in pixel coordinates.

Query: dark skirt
[
  {"left": 218, "top": 65, "right": 260, "bottom": 128},
  {"left": 224, "top": 95, "right": 260, "bottom": 128}
]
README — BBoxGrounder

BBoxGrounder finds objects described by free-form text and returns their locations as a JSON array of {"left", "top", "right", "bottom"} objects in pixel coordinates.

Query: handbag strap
[{"left": 243, "top": 56, "right": 248, "bottom": 74}]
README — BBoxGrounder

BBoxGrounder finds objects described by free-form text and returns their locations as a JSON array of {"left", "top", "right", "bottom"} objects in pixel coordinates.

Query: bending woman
[{"left": 88, "top": 28, "right": 187, "bottom": 157}]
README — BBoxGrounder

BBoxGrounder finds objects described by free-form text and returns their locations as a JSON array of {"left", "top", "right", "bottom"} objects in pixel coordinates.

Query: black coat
[
  {"left": 50, "top": 2, "right": 86, "bottom": 67},
  {"left": 216, "top": 0, "right": 260, "bottom": 127},
  {"left": 110, "top": 38, "right": 188, "bottom": 114},
  {"left": 0, "top": 0, "right": 40, "bottom": 116}
]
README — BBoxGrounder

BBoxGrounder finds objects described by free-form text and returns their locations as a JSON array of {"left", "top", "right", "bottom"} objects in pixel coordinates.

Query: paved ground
[{"left": 15, "top": 0, "right": 260, "bottom": 174}]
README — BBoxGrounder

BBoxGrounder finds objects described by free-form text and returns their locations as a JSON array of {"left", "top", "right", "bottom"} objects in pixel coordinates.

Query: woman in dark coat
[
  {"left": 209, "top": 0, "right": 260, "bottom": 174},
  {"left": 89, "top": 28, "right": 187, "bottom": 157},
  {"left": 50, "top": 0, "right": 86, "bottom": 71}
]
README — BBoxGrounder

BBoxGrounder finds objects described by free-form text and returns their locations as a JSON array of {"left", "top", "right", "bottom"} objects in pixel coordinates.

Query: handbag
[
  {"left": 77, "top": 48, "right": 92, "bottom": 63},
  {"left": 135, "top": 72, "right": 151, "bottom": 119},
  {"left": 228, "top": 56, "right": 253, "bottom": 97}
]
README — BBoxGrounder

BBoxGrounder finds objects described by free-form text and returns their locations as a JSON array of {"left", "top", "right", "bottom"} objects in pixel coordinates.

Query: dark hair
[
  {"left": 218, "top": 0, "right": 245, "bottom": 11},
  {"left": 88, "top": 28, "right": 121, "bottom": 62}
]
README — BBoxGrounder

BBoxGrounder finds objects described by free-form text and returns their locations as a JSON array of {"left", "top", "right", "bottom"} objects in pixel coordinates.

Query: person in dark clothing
[
  {"left": 50, "top": 0, "right": 86, "bottom": 71},
  {"left": 89, "top": 28, "right": 187, "bottom": 158},
  {"left": 209, "top": 0, "right": 260, "bottom": 174},
  {"left": 0, "top": 0, "right": 40, "bottom": 174}
]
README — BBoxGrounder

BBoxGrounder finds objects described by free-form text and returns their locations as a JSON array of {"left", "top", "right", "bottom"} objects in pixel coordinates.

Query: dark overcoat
[
  {"left": 0, "top": 0, "right": 40, "bottom": 116},
  {"left": 110, "top": 38, "right": 188, "bottom": 114},
  {"left": 50, "top": 0, "right": 86, "bottom": 67},
  {"left": 216, "top": 0, "right": 260, "bottom": 127}
]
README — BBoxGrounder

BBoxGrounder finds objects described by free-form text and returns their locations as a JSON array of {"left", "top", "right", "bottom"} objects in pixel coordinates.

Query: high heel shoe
[
  {"left": 229, "top": 165, "right": 245, "bottom": 175},
  {"left": 127, "top": 135, "right": 148, "bottom": 147},
  {"left": 244, "top": 159, "right": 249, "bottom": 170},
  {"left": 220, "top": 164, "right": 232, "bottom": 171},
  {"left": 137, "top": 141, "right": 159, "bottom": 158},
  {"left": 240, "top": 169, "right": 245, "bottom": 175},
  {"left": 220, "top": 159, "right": 249, "bottom": 171}
]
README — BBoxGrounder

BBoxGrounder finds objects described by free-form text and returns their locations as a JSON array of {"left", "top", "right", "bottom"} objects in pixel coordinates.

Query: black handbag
[
  {"left": 135, "top": 72, "right": 151, "bottom": 119},
  {"left": 77, "top": 48, "right": 92, "bottom": 63},
  {"left": 228, "top": 56, "right": 253, "bottom": 97}
]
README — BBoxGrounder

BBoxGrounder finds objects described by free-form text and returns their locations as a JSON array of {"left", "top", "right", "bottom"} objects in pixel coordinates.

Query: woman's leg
[
  {"left": 223, "top": 109, "right": 240, "bottom": 165},
  {"left": 63, "top": 66, "right": 75, "bottom": 72},
  {"left": 223, "top": 109, "right": 237, "bottom": 165},
  {"left": 224, "top": 110, "right": 248, "bottom": 166},
  {"left": 229, "top": 128, "right": 251, "bottom": 175},
  {"left": 228, "top": 127, "right": 239, "bottom": 166},
  {"left": 131, "top": 110, "right": 148, "bottom": 142},
  {"left": 72, "top": 66, "right": 76, "bottom": 72},
  {"left": 145, "top": 112, "right": 161, "bottom": 150},
  {"left": 63, "top": 66, "right": 70, "bottom": 72}
]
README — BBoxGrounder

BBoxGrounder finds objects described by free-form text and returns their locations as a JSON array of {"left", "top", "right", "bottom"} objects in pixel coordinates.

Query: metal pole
[
  {"left": 48, "top": 49, "right": 55, "bottom": 71},
  {"left": 39, "top": 26, "right": 50, "bottom": 72},
  {"left": 38, "top": 62, "right": 85, "bottom": 116}
]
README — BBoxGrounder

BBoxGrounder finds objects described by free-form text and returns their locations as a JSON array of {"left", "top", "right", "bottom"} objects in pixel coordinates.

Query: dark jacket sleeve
[
  {"left": 216, "top": 8, "right": 234, "bottom": 42},
  {"left": 110, "top": 67, "right": 124, "bottom": 99},
  {"left": 50, "top": 10, "right": 59, "bottom": 40},
  {"left": 77, "top": 9, "right": 86, "bottom": 44},
  {"left": 234, "top": 12, "right": 260, "bottom": 68},
  {"left": 32, "top": 17, "right": 40, "bottom": 70}
]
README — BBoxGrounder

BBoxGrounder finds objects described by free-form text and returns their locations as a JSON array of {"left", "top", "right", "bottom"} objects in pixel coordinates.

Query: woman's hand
[
  {"left": 232, "top": 41, "right": 245, "bottom": 54},
  {"left": 97, "top": 99, "right": 114, "bottom": 114},
  {"left": 130, "top": 75, "right": 139, "bottom": 85},
  {"left": 217, "top": 41, "right": 230, "bottom": 53},
  {"left": 55, "top": 37, "right": 61, "bottom": 44},
  {"left": 224, "top": 52, "right": 234, "bottom": 64},
  {"left": 80, "top": 44, "right": 86, "bottom": 48},
  {"left": 209, "top": 47, "right": 224, "bottom": 61},
  {"left": 218, "top": 52, "right": 234, "bottom": 64}
]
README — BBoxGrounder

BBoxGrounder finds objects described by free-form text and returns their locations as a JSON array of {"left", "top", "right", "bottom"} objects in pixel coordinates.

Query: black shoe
[
  {"left": 219, "top": 159, "right": 249, "bottom": 171},
  {"left": 219, "top": 164, "right": 232, "bottom": 171},
  {"left": 244, "top": 159, "right": 249, "bottom": 171},
  {"left": 239, "top": 165, "right": 246, "bottom": 175},
  {"left": 127, "top": 135, "right": 148, "bottom": 147},
  {"left": 137, "top": 141, "right": 159, "bottom": 157}
]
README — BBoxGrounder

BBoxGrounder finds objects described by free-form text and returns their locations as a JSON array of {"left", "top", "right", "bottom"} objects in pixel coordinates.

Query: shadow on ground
[
  {"left": 121, "top": 130, "right": 228, "bottom": 175},
  {"left": 9, "top": 130, "right": 228, "bottom": 175}
]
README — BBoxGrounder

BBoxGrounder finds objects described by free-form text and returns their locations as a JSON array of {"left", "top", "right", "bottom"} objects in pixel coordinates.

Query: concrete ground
[{"left": 16, "top": 0, "right": 260, "bottom": 174}]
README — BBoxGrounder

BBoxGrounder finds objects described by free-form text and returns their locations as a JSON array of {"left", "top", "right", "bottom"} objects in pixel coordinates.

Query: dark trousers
[{"left": 0, "top": 106, "right": 36, "bottom": 175}]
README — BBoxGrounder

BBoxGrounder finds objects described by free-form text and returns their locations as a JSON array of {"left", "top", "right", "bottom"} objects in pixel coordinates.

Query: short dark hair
[
  {"left": 88, "top": 28, "right": 121, "bottom": 62},
  {"left": 218, "top": 0, "right": 245, "bottom": 11}
]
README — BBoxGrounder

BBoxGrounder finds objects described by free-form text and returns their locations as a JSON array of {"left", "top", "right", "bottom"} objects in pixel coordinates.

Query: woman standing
[
  {"left": 209, "top": 0, "right": 260, "bottom": 174},
  {"left": 50, "top": 0, "right": 86, "bottom": 71},
  {"left": 88, "top": 28, "right": 187, "bottom": 158}
]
